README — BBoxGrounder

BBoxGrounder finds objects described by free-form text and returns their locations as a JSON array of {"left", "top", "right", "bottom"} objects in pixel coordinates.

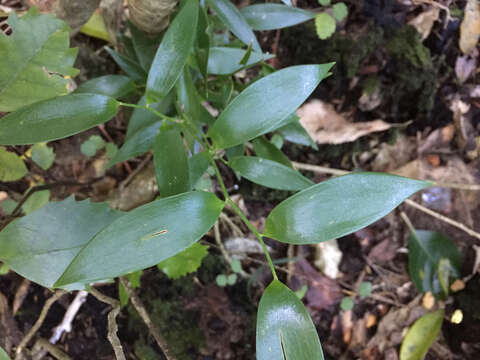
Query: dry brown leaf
[
  {"left": 408, "top": 7, "right": 440, "bottom": 40},
  {"left": 297, "top": 100, "right": 392, "bottom": 145},
  {"left": 368, "top": 239, "right": 397, "bottom": 264},
  {"left": 422, "top": 291, "right": 435, "bottom": 310},
  {"left": 460, "top": 0, "right": 480, "bottom": 54}
]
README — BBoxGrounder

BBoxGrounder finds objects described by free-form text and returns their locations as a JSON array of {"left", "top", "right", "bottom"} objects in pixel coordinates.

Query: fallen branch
[
  {"left": 119, "top": 277, "right": 175, "bottom": 360},
  {"left": 89, "top": 287, "right": 125, "bottom": 360}
]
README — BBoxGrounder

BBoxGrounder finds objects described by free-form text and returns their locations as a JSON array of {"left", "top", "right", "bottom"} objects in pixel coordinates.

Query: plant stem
[{"left": 118, "top": 102, "right": 178, "bottom": 123}]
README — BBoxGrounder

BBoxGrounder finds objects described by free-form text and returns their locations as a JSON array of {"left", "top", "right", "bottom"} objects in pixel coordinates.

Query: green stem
[{"left": 118, "top": 102, "right": 178, "bottom": 123}]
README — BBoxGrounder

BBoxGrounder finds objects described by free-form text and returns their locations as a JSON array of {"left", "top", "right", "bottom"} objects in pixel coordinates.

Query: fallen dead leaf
[
  {"left": 418, "top": 124, "right": 455, "bottom": 154},
  {"left": 422, "top": 291, "right": 435, "bottom": 310},
  {"left": 460, "top": 0, "right": 480, "bottom": 54},
  {"left": 368, "top": 239, "right": 397, "bottom": 264},
  {"left": 455, "top": 56, "right": 477, "bottom": 84},
  {"left": 408, "top": 7, "right": 440, "bottom": 40},
  {"left": 450, "top": 279, "right": 465, "bottom": 292},
  {"left": 12, "top": 278, "right": 30, "bottom": 315},
  {"left": 297, "top": 100, "right": 392, "bottom": 145}
]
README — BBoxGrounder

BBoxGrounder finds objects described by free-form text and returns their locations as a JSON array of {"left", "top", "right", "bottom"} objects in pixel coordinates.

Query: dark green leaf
[
  {"left": 146, "top": 0, "right": 199, "bottom": 103},
  {"left": 75, "top": 75, "right": 136, "bottom": 98},
  {"left": 188, "top": 151, "right": 211, "bottom": 187},
  {"left": 157, "top": 243, "right": 209, "bottom": 279},
  {"left": 252, "top": 137, "right": 292, "bottom": 167},
  {"left": 55, "top": 191, "right": 224, "bottom": 286},
  {"left": 0, "top": 197, "right": 121, "bottom": 288},
  {"left": 207, "top": 0, "right": 261, "bottom": 51},
  {"left": 0, "top": 8, "right": 79, "bottom": 111},
  {"left": 104, "top": 46, "right": 147, "bottom": 82},
  {"left": 229, "top": 156, "right": 313, "bottom": 191},
  {"left": 129, "top": 22, "right": 161, "bottom": 71},
  {"left": 277, "top": 114, "right": 318, "bottom": 150},
  {"left": 240, "top": 4, "right": 315, "bottom": 31},
  {"left": 154, "top": 129, "right": 190, "bottom": 197},
  {"left": 208, "top": 64, "right": 333, "bottom": 148},
  {"left": 0, "top": 147, "right": 27, "bottom": 181},
  {"left": 0, "top": 94, "right": 119, "bottom": 145},
  {"left": 257, "top": 280, "right": 324, "bottom": 360},
  {"left": 238, "top": 42, "right": 253, "bottom": 65},
  {"left": 264, "top": 173, "right": 431, "bottom": 244},
  {"left": 226, "top": 144, "right": 245, "bottom": 160},
  {"left": 31, "top": 143, "right": 55, "bottom": 170},
  {"left": 207, "top": 46, "right": 273, "bottom": 75},
  {"left": 196, "top": 6, "right": 210, "bottom": 79},
  {"left": 408, "top": 230, "right": 461, "bottom": 297},
  {"left": 400, "top": 310, "right": 444, "bottom": 360}
]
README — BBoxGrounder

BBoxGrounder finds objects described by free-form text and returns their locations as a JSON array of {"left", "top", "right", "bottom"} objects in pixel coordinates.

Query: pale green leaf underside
[{"left": 0, "top": 8, "right": 79, "bottom": 111}]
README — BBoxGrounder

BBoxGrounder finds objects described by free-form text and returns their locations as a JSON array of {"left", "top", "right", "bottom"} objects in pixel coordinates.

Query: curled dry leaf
[
  {"left": 408, "top": 7, "right": 439, "bottom": 40},
  {"left": 460, "top": 0, "right": 480, "bottom": 54},
  {"left": 297, "top": 100, "right": 392, "bottom": 145}
]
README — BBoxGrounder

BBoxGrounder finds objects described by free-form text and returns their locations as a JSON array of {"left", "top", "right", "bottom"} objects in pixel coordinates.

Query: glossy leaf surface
[
  {"left": 264, "top": 173, "right": 431, "bottom": 244},
  {"left": 400, "top": 310, "right": 444, "bottom": 360},
  {"left": 408, "top": 230, "right": 461, "bottom": 296},
  {"left": 0, "top": 197, "right": 121, "bottom": 288},
  {"left": 129, "top": 22, "right": 161, "bottom": 71},
  {"left": 207, "top": 47, "right": 273, "bottom": 75},
  {"left": 0, "top": 94, "right": 119, "bottom": 145},
  {"left": 257, "top": 280, "right": 324, "bottom": 360},
  {"left": 55, "top": 191, "right": 224, "bottom": 286},
  {"left": 208, "top": 64, "right": 333, "bottom": 148},
  {"left": 157, "top": 242, "right": 209, "bottom": 279},
  {"left": 177, "top": 69, "right": 214, "bottom": 125},
  {"left": 189, "top": 152, "right": 211, "bottom": 187},
  {"left": 195, "top": 6, "right": 210, "bottom": 79},
  {"left": 207, "top": 0, "right": 261, "bottom": 51},
  {"left": 252, "top": 137, "right": 292, "bottom": 167},
  {"left": 146, "top": 0, "right": 199, "bottom": 102},
  {"left": 277, "top": 115, "right": 318, "bottom": 149},
  {"left": 154, "top": 129, "right": 190, "bottom": 197},
  {"left": 230, "top": 157, "right": 312, "bottom": 191},
  {"left": 104, "top": 46, "right": 147, "bottom": 82},
  {"left": 75, "top": 75, "right": 136, "bottom": 98},
  {"left": 241, "top": 4, "right": 315, "bottom": 31},
  {"left": 0, "top": 147, "right": 27, "bottom": 182},
  {"left": 0, "top": 8, "right": 78, "bottom": 111}
]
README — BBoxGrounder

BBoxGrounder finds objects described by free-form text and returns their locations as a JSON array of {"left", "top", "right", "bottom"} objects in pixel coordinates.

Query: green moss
[{"left": 385, "top": 26, "right": 431, "bottom": 68}]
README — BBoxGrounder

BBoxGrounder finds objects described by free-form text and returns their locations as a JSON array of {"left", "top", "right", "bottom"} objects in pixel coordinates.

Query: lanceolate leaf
[
  {"left": 146, "top": 0, "right": 199, "bottom": 103},
  {"left": 252, "top": 137, "right": 292, "bottom": 167},
  {"left": 154, "top": 129, "right": 190, "bottom": 197},
  {"left": 207, "top": 47, "right": 274, "bottom": 75},
  {"left": 0, "top": 197, "right": 121, "bottom": 289},
  {"left": 277, "top": 115, "right": 318, "bottom": 150},
  {"left": 0, "top": 94, "right": 119, "bottom": 145},
  {"left": 104, "top": 46, "right": 147, "bottom": 82},
  {"left": 129, "top": 21, "right": 161, "bottom": 71},
  {"left": 408, "top": 230, "right": 461, "bottom": 297},
  {"left": 257, "top": 280, "right": 324, "bottom": 360},
  {"left": 0, "top": 8, "right": 79, "bottom": 111},
  {"left": 264, "top": 173, "right": 431, "bottom": 244},
  {"left": 196, "top": 5, "right": 210, "bottom": 80},
  {"left": 229, "top": 156, "right": 313, "bottom": 191},
  {"left": 189, "top": 151, "right": 211, "bottom": 187},
  {"left": 240, "top": 4, "right": 315, "bottom": 31},
  {"left": 207, "top": 0, "right": 261, "bottom": 52},
  {"left": 55, "top": 191, "right": 224, "bottom": 286},
  {"left": 399, "top": 310, "right": 444, "bottom": 360},
  {"left": 75, "top": 75, "right": 136, "bottom": 98},
  {"left": 208, "top": 64, "right": 333, "bottom": 148}
]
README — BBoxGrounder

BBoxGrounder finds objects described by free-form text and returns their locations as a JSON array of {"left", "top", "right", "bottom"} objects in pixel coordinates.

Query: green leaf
[
  {"left": 105, "top": 143, "right": 118, "bottom": 159},
  {"left": 252, "top": 137, "right": 292, "bottom": 167},
  {"left": 294, "top": 284, "right": 308, "bottom": 299},
  {"left": 208, "top": 64, "right": 333, "bottom": 148},
  {"left": 437, "top": 258, "right": 451, "bottom": 296},
  {"left": 129, "top": 22, "right": 161, "bottom": 71},
  {"left": 257, "top": 280, "right": 324, "bottom": 360},
  {"left": 31, "top": 143, "right": 55, "bottom": 170},
  {"left": 0, "top": 197, "right": 122, "bottom": 289},
  {"left": 75, "top": 75, "right": 136, "bottom": 98},
  {"left": 22, "top": 190, "right": 50, "bottom": 215},
  {"left": 332, "top": 3, "right": 348, "bottom": 21},
  {"left": 216, "top": 274, "right": 227, "bottom": 286},
  {"left": 231, "top": 259, "right": 242, "bottom": 273},
  {"left": 0, "top": 147, "right": 27, "bottom": 182},
  {"left": 400, "top": 310, "right": 444, "bottom": 360},
  {"left": 318, "top": 0, "right": 331, "bottom": 6},
  {"left": 157, "top": 243, "right": 209, "bottom": 279},
  {"left": 207, "top": 47, "right": 274, "bottom": 75},
  {"left": 227, "top": 273, "right": 237, "bottom": 285},
  {"left": 229, "top": 156, "right": 313, "bottom": 191},
  {"left": 0, "top": 94, "right": 119, "bottom": 145},
  {"left": 270, "top": 134, "right": 284, "bottom": 149},
  {"left": 408, "top": 230, "right": 461, "bottom": 297},
  {"left": 80, "top": 12, "right": 110, "bottom": 41},
  {"left": 55, "top": 191, "right": 224, "bottom": 286},
  {"left": 264, "top": 173, "right": 431, "bottom": 244},
  {"left": 154, "top": 129, "right": 190, "bottom": 197},
  {"left": 195, "top": 5, "right": 211, "bottom": 80},
  {"left": 207, "top": 0, "right": 261, "bottom": 52},
  {"left": 104, "top": 46, "right": 147, "bottom": 82},
  {"left": 315, "top": 13, "right": 336, "bottom": 40},
  {"left": 340, "top": 297, "right": 354, "bottom": 311},
  {"left": 0, "top": 8, "right": 79, "bottom": 112},
  {"left": 358, "top": 282, "right": 372, "bottom": 297},
  {"left": 119, "top": 270, "right": 143, "bottom": 307},
  {"left": 188, "top": 152, "right": 211, "bottom": 188},
  {"left": 278, "top": 115, "right": 318, "bottom": 150},
  {"left": 80, "top": 135, "right": 106, "bottom": 157},
  {"left": 0, "top": 346, "right": 10, "bottom": 360},
  {"left": 146, "top": 0, "right": 199, "bottom": 103},
  {"left": 0, "top": 199, "right": 18, "bottom": 215},
  {"left": 240, "top": 4, "right": 315, "bottom": 31},
  {"left": 0, "top": 263, "right": 9, "bottom": 275}
]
